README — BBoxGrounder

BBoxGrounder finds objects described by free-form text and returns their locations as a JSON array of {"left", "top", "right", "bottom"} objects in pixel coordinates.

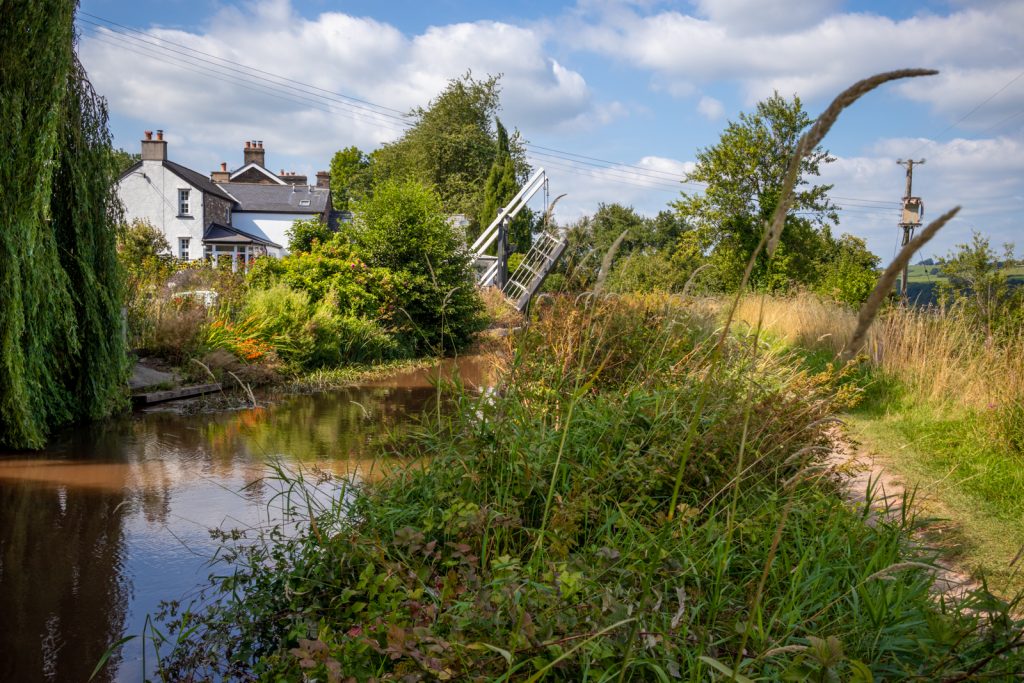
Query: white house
[{"left": 117, "top": 131, "right": 332, "bottom": 268}]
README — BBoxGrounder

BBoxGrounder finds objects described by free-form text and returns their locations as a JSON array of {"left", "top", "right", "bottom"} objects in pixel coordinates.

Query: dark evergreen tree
[{"left": 480, "top": 119, "right": 532, "bottom": 252}]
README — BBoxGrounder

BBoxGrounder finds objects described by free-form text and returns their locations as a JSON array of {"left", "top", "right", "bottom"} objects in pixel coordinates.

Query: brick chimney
[
  {"left": 243, "top": 140, "right": 265, "bottom": 167},
  {"left": 211, "top": 161, "right": 230, "bottom": 183},
  {"left": 316, "top": 171, "right": 330, "bottom": 189},
  {"left": 141, "top": 129, "right": 167, "bottom": 161}
]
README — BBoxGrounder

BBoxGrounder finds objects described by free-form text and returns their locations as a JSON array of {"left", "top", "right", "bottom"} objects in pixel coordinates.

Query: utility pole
[{"left": 896, "top": 158, "right": 925, "bottom": 300}]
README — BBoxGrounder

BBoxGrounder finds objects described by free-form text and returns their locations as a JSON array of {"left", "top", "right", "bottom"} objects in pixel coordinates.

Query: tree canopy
[
  {"left": 367, "top": 73, "right": 529, "bottom": 235},
  {"left": 480, "top": 119, "right": 533, "bottom": 250},
  {"left": 673, "top": 92, "right": 838, "bottom": 290},
  {"left": 329, "top": 146, "right": 372, "bottom": 212}
]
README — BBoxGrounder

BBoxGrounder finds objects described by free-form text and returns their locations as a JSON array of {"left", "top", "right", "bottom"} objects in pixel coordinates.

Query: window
[
  {"left": 178, "top": 237, "right": 190, "bottom": 260},
  {"left": 178, "top": 189, "right": 191, "bottom": 216}
]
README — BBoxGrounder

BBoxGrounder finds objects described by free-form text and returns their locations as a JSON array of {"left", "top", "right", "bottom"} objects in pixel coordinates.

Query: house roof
[
  {"left": 202, "top": 222, "right": 282, "bottom": 249},
  {"left": 229, "top": 162, "right": 286, "bottom": 185},
  {"left": 163, "top": 160, "right": 236, "bottom": 202},
  {"left": 120, "top": 160, "right": 236, "bottom": 203},
  {"left": 216, "top": 182, "right": 329, "bottom": 214}
]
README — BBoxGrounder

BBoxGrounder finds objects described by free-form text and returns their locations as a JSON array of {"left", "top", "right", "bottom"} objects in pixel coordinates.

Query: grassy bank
[
  {"left": 153, "top": 295, "right": 1024, "bottom": 681},
  {"left": 734, "top": 293, "right": 1024, "bottom": 595}
]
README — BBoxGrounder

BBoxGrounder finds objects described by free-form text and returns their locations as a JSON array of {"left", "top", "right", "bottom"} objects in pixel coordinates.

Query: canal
[{"left": 0, "top": 358, "right": 489, "bottom": 682}]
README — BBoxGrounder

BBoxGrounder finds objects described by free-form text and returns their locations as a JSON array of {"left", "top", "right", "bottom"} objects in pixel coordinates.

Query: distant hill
[{"left": 901, "top": 264, "right": 1024, "bottom": 306}]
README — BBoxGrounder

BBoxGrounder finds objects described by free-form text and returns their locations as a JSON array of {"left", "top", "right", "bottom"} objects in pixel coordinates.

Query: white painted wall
[
  {"left": 117, "top": 160, "right": 206, "bottom": 260},
  {"left": 231, "top": 212, "right": 310, "bottom": 256}
]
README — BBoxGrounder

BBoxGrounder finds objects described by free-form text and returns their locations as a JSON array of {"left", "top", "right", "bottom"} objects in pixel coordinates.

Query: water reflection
[{"left": 0, "top": 356, "right": 488, "bottom": 682}]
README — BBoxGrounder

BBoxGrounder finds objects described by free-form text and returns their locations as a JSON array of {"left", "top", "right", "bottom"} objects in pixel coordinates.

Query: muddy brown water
[{"left": 0, "top": 357, "right": 490, "bottom": 682}]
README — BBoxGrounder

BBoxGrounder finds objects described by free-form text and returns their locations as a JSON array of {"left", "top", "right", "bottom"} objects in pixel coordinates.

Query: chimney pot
[
  {"left": 144, "top": 130, "right": 153, "bottom": 140},
  {"left": 156, "top": 129, "right": 164, "bottom": 141},
  {"left": 220, "top": 162, "right": 227, "bottom": 171},
  {"left": 243, "top": 139, "right": 266, "bottom": 167}
]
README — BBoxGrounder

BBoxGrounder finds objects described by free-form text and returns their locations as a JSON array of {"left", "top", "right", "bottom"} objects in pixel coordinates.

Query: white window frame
[
  {"left": 178, "top": 237, "right": 191, "bottom": 261},
  {"left": 178, "top": 188, "right": 191, "bottom": 216}
]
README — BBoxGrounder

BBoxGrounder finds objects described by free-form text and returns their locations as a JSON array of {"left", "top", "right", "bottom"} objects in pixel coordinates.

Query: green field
[{"left": 905, "top": 263, "right": 1024, "bottom": 283}]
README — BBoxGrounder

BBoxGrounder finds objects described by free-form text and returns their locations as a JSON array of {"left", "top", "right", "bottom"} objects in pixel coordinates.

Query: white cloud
[
  {"left": 566, "top": 2, "right": 1024, "bottom": 114},
  {"left": 79, "top": 0, "right": 611, "bottom": 173},
  {"left": 693, "top": 0, "right": 843, "bottom": 35},
  {"left": 697, "top": 95, "right": 724, "bottom": 120},
  {"left": 820, "top": 135, "right": 1024, "bottom": 259}
]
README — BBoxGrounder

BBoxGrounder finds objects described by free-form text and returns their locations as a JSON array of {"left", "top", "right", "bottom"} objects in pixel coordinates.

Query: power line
[
  {"left": 525, "top": 148, "right": 693, "bottom": 188},
  {"left": 525, "top": 156, "right": 683, "bottom": 193},
  {"left": 78, "top": 11, "right": 409, "bottom": 118},
  {"left": 79, "top": 23, "right": 411, "bottom": 133},
  {"left": 908, "top": 69, "right": 1024, "bottom": 156},
  {"left": 83, "top": 35, "right": 411, "bottom": 139},
  {"left": 525, "top": 143, "right": 699, "bottom": 184},
  {"left": 80, "top": 11, "right": 907, "bottom": 210}
]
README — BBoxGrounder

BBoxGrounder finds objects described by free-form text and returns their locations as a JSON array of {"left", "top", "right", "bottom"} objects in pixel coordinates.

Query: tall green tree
[
  {"left": 329, "top": 145, "right": 372, "bottom": 211},
  {"left": 1, "top": 2, "right": 128, "bottom": 448},
  {"left": 673, "top": 92, "right": 837, "bottom": 291},
  {"left": 112, "top": 147, "right": 140, "bottom": 173},
  {"left": 371, "top": 73, "right": 529, "bottom": 234}
]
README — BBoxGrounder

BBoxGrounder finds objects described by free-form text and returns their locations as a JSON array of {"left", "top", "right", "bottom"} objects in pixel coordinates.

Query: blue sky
[{"left": 78, "top": 0, "right": 1024, "bottom": 260}]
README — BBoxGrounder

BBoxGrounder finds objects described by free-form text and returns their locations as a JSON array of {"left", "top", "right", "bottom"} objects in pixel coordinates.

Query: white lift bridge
[{"left": 470, "top": 168, "right": 567, "bottom": 312}]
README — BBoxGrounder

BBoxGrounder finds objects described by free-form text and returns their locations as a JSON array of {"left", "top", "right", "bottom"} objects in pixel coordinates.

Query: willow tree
[{"left": 0, "top": 1, "right": 128, "bottom": 449}]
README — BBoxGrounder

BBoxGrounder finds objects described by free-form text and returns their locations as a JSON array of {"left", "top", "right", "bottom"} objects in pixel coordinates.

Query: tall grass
[
  {"left": 733, "top": 294, "right": 1024, "bottom": 416},
  {"left": 151, "top": 295, "right": 1024, "bottom": 681},
  {"left": 144, "top": 70, "right": 1024, "bottom": 680}
]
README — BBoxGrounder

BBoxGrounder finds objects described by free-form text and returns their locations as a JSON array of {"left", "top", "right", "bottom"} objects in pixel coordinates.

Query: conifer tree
[{"left": 480, "top": 120, "right": 533, "bottom": 252}]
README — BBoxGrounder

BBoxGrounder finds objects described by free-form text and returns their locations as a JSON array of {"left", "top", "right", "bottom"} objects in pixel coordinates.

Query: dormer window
[{"left": 178, "top": 189, "right": 191, "bottom": 216}]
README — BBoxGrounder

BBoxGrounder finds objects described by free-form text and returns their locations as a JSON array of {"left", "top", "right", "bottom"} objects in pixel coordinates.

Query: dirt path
[{"left": 827, "top": 425, "right": 978, "bottom": 600}]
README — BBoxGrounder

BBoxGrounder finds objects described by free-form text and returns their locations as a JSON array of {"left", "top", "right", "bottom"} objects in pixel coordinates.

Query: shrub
[
  {"left": 815, "top": 234, "right": 880, "bottom": 306},
  {"left": 350, "top": 179, "right": 486, "bottom": 353},
  {"left": 226, "top": 283, "right": 406, "bottom": 370},
  {"left": 144, "top": 298, "right": 209, "bottom": 362},
  {"left": 240, "top": 284, "right": 311, "bottom": 343},
  {"left": 286, "top": 217, "right": 334, "bottom": 253},
  {"left": 606, "top": 251, "right": 686, "bottom": 293},
  {"left": 303, "top": 303, "right": 404, "bottom": 367},
  {"left": 247, "top": 237, "right": 398, "bottom": 321}
]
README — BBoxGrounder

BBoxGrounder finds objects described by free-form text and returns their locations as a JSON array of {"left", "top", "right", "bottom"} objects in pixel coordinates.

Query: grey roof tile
[
  {"left": 163, "top": 160, "right": 235, "bottom": 203},
  {"left": 203, "top": 222, "right": 282, "bottom": 249},
  {"left": 217, "top": 182, "right": 329, "bottom": 214}
]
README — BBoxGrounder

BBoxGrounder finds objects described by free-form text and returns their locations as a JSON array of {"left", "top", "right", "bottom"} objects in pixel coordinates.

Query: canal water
[{"left": 0, "top": 358, "right": 490, "bottom": 682}]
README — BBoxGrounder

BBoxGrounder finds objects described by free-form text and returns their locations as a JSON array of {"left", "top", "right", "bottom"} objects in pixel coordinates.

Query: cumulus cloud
[
  {"left": 693, "top": 0, "right": 843, "bottom": 35},
  {"left": 820, "top": 135, "right": 1024, "bottom": 258},
  {"left": 537, "top": 136, "right": 1022, "bottom": 262},
  {"left": 78, "top": 0, "right": 612, "bottom": 173},
  {"left": 566, "top": 2, "right": 1024, "bottom": 114}
]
